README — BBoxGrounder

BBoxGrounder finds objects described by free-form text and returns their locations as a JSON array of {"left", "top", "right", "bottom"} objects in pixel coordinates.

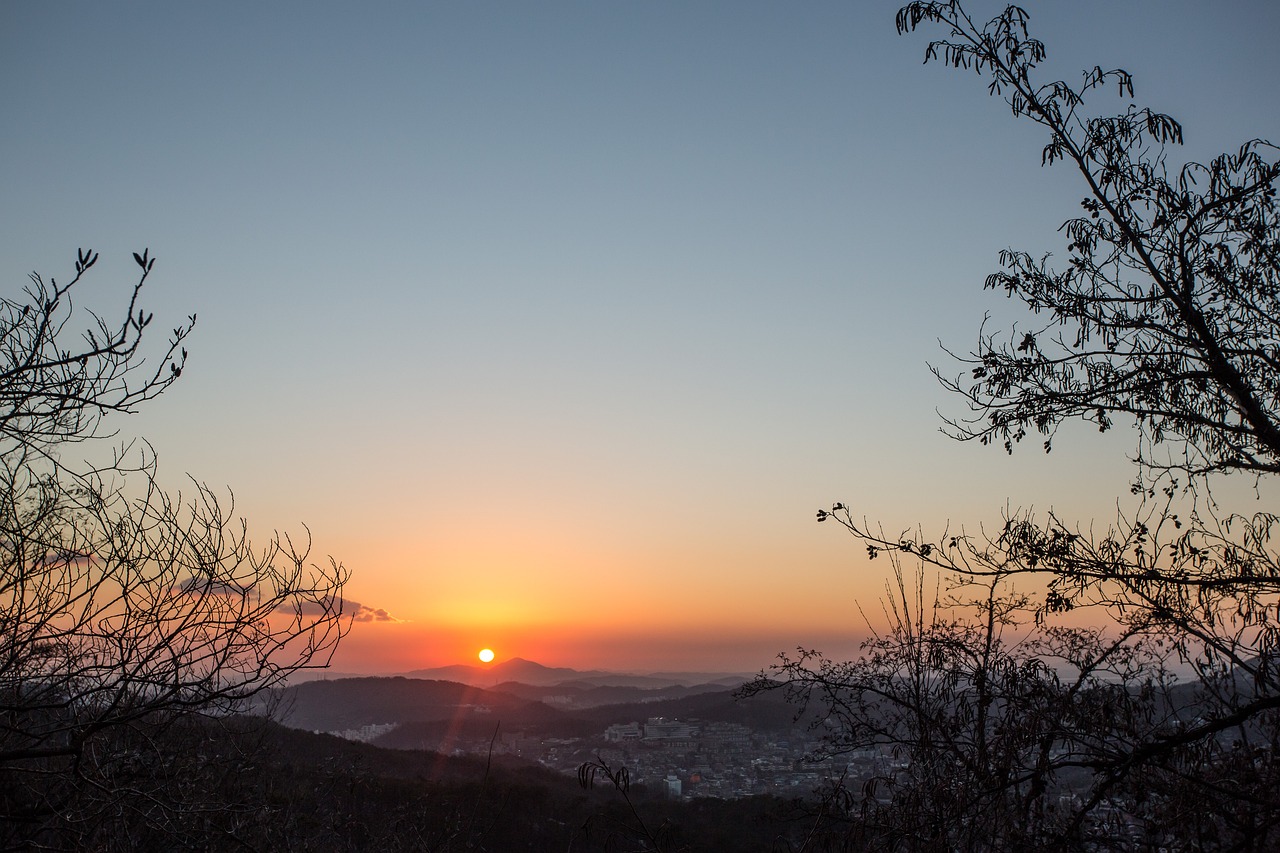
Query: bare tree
[
  {"left": 0, "top": 250, "right": 349, "bottom": 849},
  {"left": 750, "top": 3, "right": 1280, "bottom": 850},
  {"left": 752, "top": 515, "right": 1280, "bottom": 850}
]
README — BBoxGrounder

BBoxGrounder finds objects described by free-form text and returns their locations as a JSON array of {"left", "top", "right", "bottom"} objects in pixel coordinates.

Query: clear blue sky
[{"left": 3, "top": 2, "right": 1278, "bottom": 672}]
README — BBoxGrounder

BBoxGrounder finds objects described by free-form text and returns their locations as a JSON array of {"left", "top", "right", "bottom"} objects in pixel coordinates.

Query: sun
[{"left": 477, "top": 648, "right": 495, "bottom": 663}]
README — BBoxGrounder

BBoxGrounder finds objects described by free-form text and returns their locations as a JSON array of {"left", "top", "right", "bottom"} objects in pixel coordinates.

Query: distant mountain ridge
[
  {"left": 270, "top": 674, "right": 801, "bottom": 744},
  {"left": 399, "top": 657, "right": 753, "bottom": 689},
  {"left": 268, "top": 657, "right": 767, "bottom": 740},
  {"left": 400, "top": 657, "right": 608, "bottom": 687},
  {"left": 273, "top": 676, "right": 572, "bottom": 732}
]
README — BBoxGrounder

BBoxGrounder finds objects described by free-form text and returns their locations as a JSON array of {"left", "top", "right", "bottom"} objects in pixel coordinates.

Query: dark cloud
[
  {"left": 294, "top": 598, "right": 403, "bottom": 623},
  {"left": 352, "top": 604, "right": 399, "bottom": 623},
  {"left": 167, "top": 589, "right": 403, "bottom": 623}
]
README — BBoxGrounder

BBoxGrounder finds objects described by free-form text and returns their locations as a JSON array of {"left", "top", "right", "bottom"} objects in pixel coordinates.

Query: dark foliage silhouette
[
  {"left": 579, "top": 755, "right": 679, "bottom": 852},
  {"left": 748, "top": 3, "right": 1280, "bottom": 850},
  {"left": 0, "top": 250, "right": 349, "bottom": 850}
]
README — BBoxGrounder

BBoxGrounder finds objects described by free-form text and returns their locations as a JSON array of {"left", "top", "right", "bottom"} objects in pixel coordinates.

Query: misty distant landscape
[
  {"left": 232, "top": 663, "right": 848, "bottom": 850},
  {"left": 336, "top": 656, "right": 754, "bottom": 691},
  {"left": 271, "top": 660, "right": 824, "bottom": 798}
]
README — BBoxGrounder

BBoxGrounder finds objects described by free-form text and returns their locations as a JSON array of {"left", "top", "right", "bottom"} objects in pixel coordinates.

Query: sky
[{"left": 3, "top": 2, "right": 1278, "bottom": 674}]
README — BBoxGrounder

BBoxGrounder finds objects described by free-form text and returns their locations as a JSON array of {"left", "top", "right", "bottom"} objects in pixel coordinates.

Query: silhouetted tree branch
[
  {"left": 751, "top": 4, "right": 1280, "bottom": 850},
  {"left": 900, "top": 1, "right": 1280, "bottom": 478},
  {"left": 579, "top": 755, "right": 678, "bottom": 853},
  {"left": 0, "top": 250, "right": 349, "bottom": 849}
]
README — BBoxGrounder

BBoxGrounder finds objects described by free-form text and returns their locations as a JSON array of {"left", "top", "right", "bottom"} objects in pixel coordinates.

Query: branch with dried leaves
[{"left": 755, "top": 4, "right": 1280, "bottom": 849}]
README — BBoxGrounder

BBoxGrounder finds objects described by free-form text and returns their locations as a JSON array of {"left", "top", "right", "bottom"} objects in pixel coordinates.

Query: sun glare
[{"left": 478, "top": 648, "right": 495, "bottom": 663}]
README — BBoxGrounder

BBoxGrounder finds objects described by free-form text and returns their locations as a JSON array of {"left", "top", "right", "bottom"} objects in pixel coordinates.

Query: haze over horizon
[
  {"left": 4, "top": 2, "right": 1278, "bottom": 674},
  {"left": 383, "top": 654, "right": 758, "bottom": 681}
]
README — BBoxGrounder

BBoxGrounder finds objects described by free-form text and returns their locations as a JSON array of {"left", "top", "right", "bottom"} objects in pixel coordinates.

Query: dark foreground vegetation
[
  {"left": 5, "top": 1, "right": 1280, "bottom": 850},
  {"left": 747, "top": 2, "right": 1280, "bottom": 851},
  {"left": 4, "top": 714, "right": 828, "bottom": 852}
]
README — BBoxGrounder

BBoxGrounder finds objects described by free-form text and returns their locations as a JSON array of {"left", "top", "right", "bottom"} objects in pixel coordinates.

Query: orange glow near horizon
[
  {"left": 321, "top": 560, "right": 1136, "bottom": 676},
  {"left": 319, "top": 496, "right": 1076, "bottom": 675},
  {"left": 321, "top": 614, "right": 883, "bottom": 676}
]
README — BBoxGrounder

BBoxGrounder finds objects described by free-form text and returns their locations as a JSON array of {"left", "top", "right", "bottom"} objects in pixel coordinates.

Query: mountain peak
[{"left": 494, "top": 656, "right": 539, "bottom": 668}]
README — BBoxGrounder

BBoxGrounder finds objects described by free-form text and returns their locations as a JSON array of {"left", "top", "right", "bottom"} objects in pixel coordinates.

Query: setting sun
[{"left": 477, "top": 648, "right": 495, "bottom": 663}]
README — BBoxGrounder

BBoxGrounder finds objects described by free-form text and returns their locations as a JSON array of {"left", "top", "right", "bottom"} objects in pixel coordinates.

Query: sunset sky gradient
[{"left": 3, "top": 2, "right": 1278, "bottom": 673}]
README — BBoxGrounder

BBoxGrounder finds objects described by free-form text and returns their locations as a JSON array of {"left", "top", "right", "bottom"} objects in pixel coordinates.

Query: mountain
[
  {"left": 570, "top": 685, "right": 804, "bottom": 733},
  {"left": 399, "top": 657, "right": 753, "bottom": 689},
  {"left": 267, "top": 658, "right": 771, "bottom": 744},
  {"left": 644, "top": 671, "right": 758, "bottom": 687},
  {"left": 272, "top": 676, "right": 573, "bottom": 732},
  {"left": 269, "top": 673, "right": 801, "bottom": 740},
  {"left": 490, "top": 679, "right": 731, "bottom": 709},
  {"left": 400, "top": 657, "right": 613, "bottom": 687}
]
